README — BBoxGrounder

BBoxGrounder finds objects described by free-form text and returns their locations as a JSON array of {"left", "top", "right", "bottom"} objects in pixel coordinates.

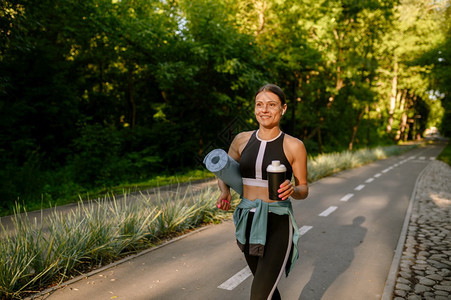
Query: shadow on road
[{"left": 299, "top": 216, "right": 367, "bottom": 300}]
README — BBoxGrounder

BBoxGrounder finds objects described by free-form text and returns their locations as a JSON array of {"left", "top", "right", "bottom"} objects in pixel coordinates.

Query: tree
[{"left": 377, "top": 0, "right": 449, "bottom": 141}]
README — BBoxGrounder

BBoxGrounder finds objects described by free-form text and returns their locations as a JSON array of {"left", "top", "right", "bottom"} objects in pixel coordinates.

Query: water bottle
[{"left": 267, "top": 160, "right": 287, "bottom": 200}]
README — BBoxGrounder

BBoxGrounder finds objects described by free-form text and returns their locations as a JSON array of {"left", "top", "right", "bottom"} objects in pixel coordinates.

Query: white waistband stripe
[{"left": 242, "top": 178, "right": 268, "bottom": 187}]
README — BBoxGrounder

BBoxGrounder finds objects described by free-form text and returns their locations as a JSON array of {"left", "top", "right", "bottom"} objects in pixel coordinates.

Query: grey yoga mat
[{"left": 203, "top": 149, "right": 243, "bottom": 196}]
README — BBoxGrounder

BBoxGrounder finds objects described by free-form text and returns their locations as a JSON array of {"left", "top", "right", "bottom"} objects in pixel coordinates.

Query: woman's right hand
[{"left": 216, "top": 192, "right": 232, "bottom": 211}]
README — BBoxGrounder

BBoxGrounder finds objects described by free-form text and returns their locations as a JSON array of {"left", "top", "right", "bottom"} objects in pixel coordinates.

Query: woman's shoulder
[
  {"left": 229, "top": 130, "right": 255, "bottom": 158},
  {"left": 283, "top": 133, "right": 307, "bottom": 152},
  {"left": 284, "top": 133, "right": 305, "bottom": 145},
  {"left": 234, "top": 130, "right": 254, "bottom": 143}
]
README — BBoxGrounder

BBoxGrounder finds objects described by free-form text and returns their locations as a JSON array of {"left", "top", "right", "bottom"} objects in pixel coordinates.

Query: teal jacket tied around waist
[{"left": 233, "top": 198, "right": 300, "bottom": 276}]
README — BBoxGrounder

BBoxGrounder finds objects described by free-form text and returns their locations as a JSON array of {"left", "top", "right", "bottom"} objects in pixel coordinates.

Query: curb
[{"left": 381, "top": 161, "right": 431, "bottom": 300}]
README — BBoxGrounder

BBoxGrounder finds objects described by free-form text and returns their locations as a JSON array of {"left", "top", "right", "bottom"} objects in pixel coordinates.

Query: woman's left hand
[{"left": 278, "top": 180, "right": 293, "bottom": 201}]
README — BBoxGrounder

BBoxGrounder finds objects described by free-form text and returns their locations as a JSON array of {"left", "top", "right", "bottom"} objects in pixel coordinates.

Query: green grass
[
  {"left": 437, "top": 141, "right": 451, "bottom": 166},
  {"left": 1, "top": 169, "right": 216, "bottom": 217},
  {"left": 111, "top": 169, "right": 216, "bottom": 193}
]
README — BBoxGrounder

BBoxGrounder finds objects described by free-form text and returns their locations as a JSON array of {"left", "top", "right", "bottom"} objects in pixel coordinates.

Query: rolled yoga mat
[{"left": 203, "top": 149, "right": 243, "bottom": 196}]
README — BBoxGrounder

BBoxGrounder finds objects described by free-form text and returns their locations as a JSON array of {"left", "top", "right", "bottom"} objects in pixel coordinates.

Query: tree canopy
[{"left": 0, "top": 0, "right": 449, "bottom": 209}]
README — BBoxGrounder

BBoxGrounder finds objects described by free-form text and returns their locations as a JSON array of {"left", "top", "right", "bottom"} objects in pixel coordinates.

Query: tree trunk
[
  {"left": 317, "top": 124, "right": 323, "bottom": 153},
  {"left": 127, "top": 67, "right": 136, "bottom": 129},
  {"left": 306, "top": 125, "right": 320, "bottom": 140},
  {"left": 366, "top": 105, "right": 370, "bottom": 147},
  {"left": 396, "top": 111, "right": 406, "bottom": 142},
  {"left": 255, "top": 1, "right": 266, "bottom": 36},
  {"left": 396, "top": 91, "right": 408, "bottom": 141},
  {"left": 348, "top": 108, "right": 366, "bottom": 151},
  {"left": 387, "top": 60, "right": 398, "bottom": 134},
  {"left": 290, "top": 79, "right": 297, "bottom": 135},
  {"left": 403, "top": 121, "right": 410, "bottom": 142}
]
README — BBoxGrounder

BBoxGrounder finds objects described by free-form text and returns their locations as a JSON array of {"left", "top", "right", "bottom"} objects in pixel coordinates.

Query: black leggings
[{"left": 243, "top": 212, "right": 292, "bottom": 300}]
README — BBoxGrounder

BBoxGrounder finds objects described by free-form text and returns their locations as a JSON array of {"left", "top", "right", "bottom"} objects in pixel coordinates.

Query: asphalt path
[{"left": 34, "top": 143, "right": 445, "bottom": 300}]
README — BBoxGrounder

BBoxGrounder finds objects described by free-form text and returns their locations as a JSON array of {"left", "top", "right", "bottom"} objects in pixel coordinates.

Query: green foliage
[
  {"left": 68, "top": 124, "right": 166, "bottom": 187},
  {"left": 0, "top": 0, "right": 449, "bottom": 212},
  {"left": 437, "top": 142, "right": 451, "bottom": 166},
  {"left": 415, "top": 5, "right": 451, "bottom": 137}
]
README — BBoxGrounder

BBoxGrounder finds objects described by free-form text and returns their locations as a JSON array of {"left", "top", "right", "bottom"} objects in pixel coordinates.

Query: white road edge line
[
  {"left": 319, "top": 206, "right": 337, "bottom": 217},
  {"left": 340, "top": 193, "right": 354, "bottom": 202}
]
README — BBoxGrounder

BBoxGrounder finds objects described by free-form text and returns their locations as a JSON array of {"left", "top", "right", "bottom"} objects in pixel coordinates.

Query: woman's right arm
[
  {"left": 216, "top": 131, "right": 251, "bottom": 210},
  {"left": 217, "top": 178, "right": 232, "bottom": 210}
]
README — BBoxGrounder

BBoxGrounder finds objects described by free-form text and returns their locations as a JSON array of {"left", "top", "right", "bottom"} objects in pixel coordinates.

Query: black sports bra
[{"left": 239, "top": 130, "right": 293, "bottom": 187}]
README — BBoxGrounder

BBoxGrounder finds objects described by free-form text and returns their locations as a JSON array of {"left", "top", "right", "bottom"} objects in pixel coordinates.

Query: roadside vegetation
[
  {"left": 437, "top": 141, "right": 451, "bottom": 166},
  {"left": 0, "top": 144, "right": 419, "bottom": 299},
  {"left": 306, "top": 144, "right": 419, "bottom": 182},
  {"left": 0, "top": 169, "right": 216, "bottom": 217}
]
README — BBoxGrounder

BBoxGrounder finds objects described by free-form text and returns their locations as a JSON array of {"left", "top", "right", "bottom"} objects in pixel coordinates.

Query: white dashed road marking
[
  {"left": 299, "top": 225, "right": 313, "bottom": 236},
  {"left": 354, "top": 184, "right": 365, "bottom": 191},
  {"left": 340, "top": 193, "right": 354, "bottom": 202},
  {"left": 319, "top": 206, "right": 338, "bottom": 217},
  {"left": 382, "top": 167, "right": 392, "bottom": 173},
  {"left": 365, "top": 178, "right": 374, "bottom": 183},
  {"left": 218, "top": 267, "right": 252, "bottom": 290}
]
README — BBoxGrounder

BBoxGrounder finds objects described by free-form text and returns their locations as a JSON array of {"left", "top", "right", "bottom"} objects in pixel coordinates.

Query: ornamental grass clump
[{"left": 0, "top": 185, "right": 228, "bottom": 299}]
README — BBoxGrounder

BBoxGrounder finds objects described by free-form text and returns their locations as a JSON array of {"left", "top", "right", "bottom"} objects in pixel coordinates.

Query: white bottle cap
[{"left": 267, "top": 160, "right": 286, "bottom": 173}]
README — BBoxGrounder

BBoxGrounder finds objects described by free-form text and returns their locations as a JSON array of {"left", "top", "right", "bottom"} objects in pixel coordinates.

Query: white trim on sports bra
[
  {"left": 255, "top": 130, "right": 283, "bottom": 142},
  {"left": 242, "top": 177, "right": 268, "bottom": 187}
]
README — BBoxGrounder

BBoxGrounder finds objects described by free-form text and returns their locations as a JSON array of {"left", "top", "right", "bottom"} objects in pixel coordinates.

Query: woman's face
[{"left": 254, "top": 91, "right": 287, "bottom": 128}]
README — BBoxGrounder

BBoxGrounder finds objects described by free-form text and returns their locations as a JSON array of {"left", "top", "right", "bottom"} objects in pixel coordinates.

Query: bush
[{"left": 0, "top": 186, "right": 233, "bottom": 299}]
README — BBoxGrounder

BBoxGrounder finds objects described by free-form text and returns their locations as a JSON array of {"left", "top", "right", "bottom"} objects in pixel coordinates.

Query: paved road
[{"left": 34, "top": 143, "right": 445, "bottom": 300}]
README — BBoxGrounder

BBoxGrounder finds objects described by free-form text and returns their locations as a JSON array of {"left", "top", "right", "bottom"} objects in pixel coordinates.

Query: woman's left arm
[{"left": 279, "top": 137, "right": 309, "bottom": 200}]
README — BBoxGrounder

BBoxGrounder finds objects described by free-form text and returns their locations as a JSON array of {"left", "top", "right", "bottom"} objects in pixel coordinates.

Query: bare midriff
[{"left": 243, "top": 184, "right": 280, "bottom": 203}]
